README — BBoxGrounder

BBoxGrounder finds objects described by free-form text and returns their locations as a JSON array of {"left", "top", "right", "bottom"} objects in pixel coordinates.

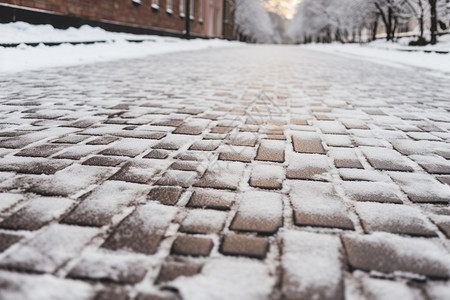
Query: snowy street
[{"left": 1, "top": 45, "right": 450, "bottom": 299}]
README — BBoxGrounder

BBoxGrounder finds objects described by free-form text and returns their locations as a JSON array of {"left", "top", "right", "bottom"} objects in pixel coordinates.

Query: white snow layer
[
  {"left": 0, "top": 22, "right": 242, "bottom": 73},
  {"left": 170, "top": 258, "right": 274, "bottom": 300}
]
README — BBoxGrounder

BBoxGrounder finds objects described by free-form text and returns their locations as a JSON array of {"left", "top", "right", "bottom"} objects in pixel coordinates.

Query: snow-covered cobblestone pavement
[{"left": 0, "top": 45, "right": 450, "bottom": 300}]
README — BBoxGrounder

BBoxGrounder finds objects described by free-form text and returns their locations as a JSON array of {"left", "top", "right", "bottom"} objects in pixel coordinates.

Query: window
[
  {"left": 179, "top": 0, "right": 185, "bottom": 17},
  {"left": 151, "top": 0, "right": 159, "bottom": 10},
  {"left": 198, "top": 0, "right": 203, "bottom": 22},
  {"left": 166, "top": 0, "right": 173, "bottom": 13},
  {"left": 190, "top": 0, "right": 195, "bottom": 20}
]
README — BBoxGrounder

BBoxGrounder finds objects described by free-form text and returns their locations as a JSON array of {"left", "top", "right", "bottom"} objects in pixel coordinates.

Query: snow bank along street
[{"left": 0, "top": 45, "right": 450, "bottom": 299}]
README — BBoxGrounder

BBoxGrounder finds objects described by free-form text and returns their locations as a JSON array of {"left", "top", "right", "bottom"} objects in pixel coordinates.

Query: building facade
[{"left": 0, "top": 0, "right": 235, "bottom": 39}]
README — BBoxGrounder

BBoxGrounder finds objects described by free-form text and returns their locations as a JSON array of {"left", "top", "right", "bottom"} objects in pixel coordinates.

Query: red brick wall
[{"left": 1, "top": 0, "right": 208, "bottom": 35}]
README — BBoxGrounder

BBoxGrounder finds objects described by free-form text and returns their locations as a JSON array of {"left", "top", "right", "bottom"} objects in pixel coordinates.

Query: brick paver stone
[
  {"left": 170, "top": 235, "right": 213, "bottom": 257},
  {"left": 148, "top": 186, "right": 183, "bottom": 205},
  {"left": 187, "top": 189, "right": 235, "bottom": 210},
  {"left": 343, "top": 232, "right": 450, "bottom": 277},
  {"left": 0, "top": 197, "right": 73, "bottom": 230},
  {"left": 64, "top": 181, "right": 147, "bottom": 227},
  {"left": 282, "top": 231, "right": 344, "bottom": 300},
  {"left": 0, "top": 224, "right": 98, "bottom": 273},
  {"left": 156, "top": 262, "right": 203, "bottom": 283},
  {"left": 68, "top": 252, "right": 149, "bottom": 284},
  {"left": 230, "top": 191, "right": 283, "bottom": 234},
  {"left": 291, "top": 132, "right": 325, "bottom": 154},
  {"left": 289, "top": 181, "right": 354, "bottom": 229},
  {"left": 390, "top": 172, "right": 450, "bottom": 203},
  {"left": 328, "top": 148, "right": 363, "bottom": 169},
  {"left": 362, "top": 147, "right": 414, "bottom": 171},
  {"left": 180, "top": 209, "right": 227, "bottom": 234},
  {"left": 220, "top": 233, "right": 269, "bottom": 259},
  {"left": 287, "top": 153, "right": 330, "bottom": 181},
  {"left": 355, "top": 202, "right": 437, "bottom": 236},
  {"left": 102, "top": 203, "right": 176, "bottom": 254},
  {"left": 249, "top": 163, "right": 285, "bottom": 189},
  {"left": 342, "top": 181, "right": 402, "bottom": 203},
  {"left": 194, "top": 161, "right": 245, "bottom": 190},
  {"left": 255, "top": 140, "right": 285, "bottom": 162}
]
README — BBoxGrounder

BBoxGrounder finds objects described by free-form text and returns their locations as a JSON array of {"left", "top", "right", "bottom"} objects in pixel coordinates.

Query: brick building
[{"left": 0, "top": 0, "right": 236, "bottom": 39}]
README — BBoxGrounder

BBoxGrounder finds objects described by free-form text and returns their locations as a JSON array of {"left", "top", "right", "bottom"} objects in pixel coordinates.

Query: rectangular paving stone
[
  {"left": 291, "top": 131, "right": 325, "bottom": 154},
  {"left": 68, "top": 252, "right": 148, "bottom": 284},
  {"left": 255, "top": 140, "right": 285, "bottom": 162},
  {"left": 100, "top": 138, "right": 156, "bottom": 157},
  {"left": 180, "top": 209, "right": 227, "bottom": 234},
  {"left": 286, "top": 153, "right": 330, "bottom": 181},
  {"left": 64, "top": 181, "right": 148, "bottom": 226},
  {"left": 102, "top": 203, "right": 176, "bottom": 254},
  {"left": 154, "top": 135, "right": 193, "bottom": 150},
  {"left": 282, "top": 231, "right": 344, "bottom": 300},
  {"left": 390, "top": 172, "right": 450, "bottom": 203},
  {"left": 342, "top": 232, "right": 450, "bottom": 278},
  {"left": 229, "top": 132, "right": 258, "bottom": 146},
  {"left": 356, "top": 202, "right": 436, "bottom": 236},
  {"left": 220, "top": 234, "right": 268, "bottom": 259},
  {"left": 249, "top": 163, "right": 284, "bottom": 189},
  {"left": 187, "top": 189, "right": 235, "bottom": 210},
  {"left": 219, "top": 145, "right": 256, "bottom": 163},
  {"left": 170, "top": 235, "right": 213, "bottom": 257},
  {"left": 82, "top": 155, "right": 127, "bottom": 167},
  {"left": 0, "top": 224, "right": 98, "bottom": 273},
  {"left": 316, "top": 121, "right": 348, "bottom": 134},
  {"left": 289, "top": 181, "right": 354, "bottom": 229},
  {"left": 156, "top": 262, "right": 202, "bottom": 284},
  {"left": 15, "top": 144, "right": 66, "bottom": 158},
  {"left": 0, "top": 197, "right": 74, "bottom": 231},
  {"left": 143, "top": 149, "right": 170, "bottom": 159},
  {"left": 410, "top": 155, "right": 450, "bottom": 174},
  {"left": 109, "top": 161, "right": 157, "bottom": 184},
  {"left": 173, "top": 119, "right": 210, "bottom": 135},
  {"left": 328, "top": 148, "right": 363, "bottom": 169},
  {"left": 52, "top": 135, "right": 89, "bottom": 144},
  {"left": 86, "top": 136, "right": 119, "bottom": 145},
  {"left": 189, "top": 140, "right": 220, "bottom": 151},
  {"left": 0, "top": 156, "right": 73, "bottom": 175},
  {"left": 342, "top": 181, "right": 402, "bottom": 203},
  {"left": 194, "top": 161, "right": 245, "bottom": 190},
  {"left": 362, "top": 147, "right": 414, "bottom": 172},
  {"left": 29, "top": 164, "right": 115, "bottom": 197},
  {"left": 155, "top": 170, "right": 198, "bottom": 188},
  {"left": 230, "top": 191, "right": 283, "bottom": 234},
  {"left": 148, "top": 186, "right": 183, "bottom": 206}
]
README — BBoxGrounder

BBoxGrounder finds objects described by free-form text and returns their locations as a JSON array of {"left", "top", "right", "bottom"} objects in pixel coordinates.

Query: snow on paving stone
[
  {"left": 389, "top": 172, "right": 450, "bottom": 203},
  {"left": 342, "top": 181, "right": 402, "bottom": 203},
  {"left": 338, "top": 168, "right": 392, "bottom": 182},
  {"left": 180, "top": 209, "right": 227, "bottom": 234},
  {"left": 68, "top": 251, "right": 149, "bottom": 284},
  {"left": 170, "top": 258, "right": 274, "bottom": 300},
  {"left": 0, "top": 196, "right": 74, "bottom": 230},
  {"left": 0, "top": 270, "right": 94, "bottom": 300},
  {"left": 28, "top": 164, "right": 116, "bottom": 197},
  {"left": 286, "top": 153, "right": 331, "bottom": 181},
  {"left": 63, "top": 180, "right": 149, "bottom": 227},
  {"left": 289, "top": 181, "right": 354, "bottom": 229},
  {"left": 342, "top": 232, "right": 450, "bottom": 277},
  {"left": 230, "top": 191, "right": 283, "bottom": 234},
  {"left": 355, "top": 202, "right": 436, "bottom": 236},
  {"left": 282, "top": 231, "right": 344, "bottom": 300},
  {"left": 0, "top": 224, "right": 98, "bottom": 273}
]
